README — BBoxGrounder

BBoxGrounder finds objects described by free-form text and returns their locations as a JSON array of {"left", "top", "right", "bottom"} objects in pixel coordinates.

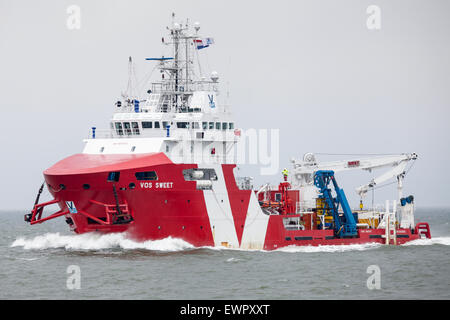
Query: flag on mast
[{"left": 194, "top": 37, "right": 214, "bottom": 50}]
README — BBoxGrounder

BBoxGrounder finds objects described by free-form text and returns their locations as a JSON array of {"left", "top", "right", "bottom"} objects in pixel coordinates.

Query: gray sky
[{"left": 0, "top": 0, "right": 449, "bottom": 210}]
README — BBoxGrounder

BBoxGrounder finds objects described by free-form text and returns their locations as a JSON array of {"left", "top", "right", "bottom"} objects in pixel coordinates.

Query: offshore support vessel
[{"left": 25, "top": 16, "right": 431, "bottom": 250}]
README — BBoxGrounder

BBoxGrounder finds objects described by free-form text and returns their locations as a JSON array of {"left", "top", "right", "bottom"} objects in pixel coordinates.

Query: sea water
[{"left": 1, "top": 208, "right": 449, "bottom": 299}]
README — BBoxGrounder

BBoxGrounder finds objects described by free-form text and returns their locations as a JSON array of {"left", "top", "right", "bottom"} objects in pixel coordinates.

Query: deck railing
[{"left": 87, "top": 127, "right": 239, "bottom": 141}]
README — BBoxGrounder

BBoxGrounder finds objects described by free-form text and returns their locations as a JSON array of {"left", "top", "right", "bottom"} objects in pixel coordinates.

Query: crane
[
  {"left": 314, "top": 170, "right": 358, "bottom": 237},
  {"left": 290, "top": 152, "right": 418, "bottom": 209}
]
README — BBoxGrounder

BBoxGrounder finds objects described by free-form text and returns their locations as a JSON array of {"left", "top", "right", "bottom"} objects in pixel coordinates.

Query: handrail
[
  {"left": 89, "top": 199, "right": 132, "bottom": 225},
  {"left": 87, "top": 127, "right": 240, "bottom": 140}
]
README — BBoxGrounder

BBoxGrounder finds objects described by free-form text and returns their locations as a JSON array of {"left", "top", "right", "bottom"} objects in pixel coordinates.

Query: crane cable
[
  {"left": 370, "top": 159, "right": 417, "bottom": 191},
  {"left": 136, "top": 64, "right": 159, "bottom": 98}
]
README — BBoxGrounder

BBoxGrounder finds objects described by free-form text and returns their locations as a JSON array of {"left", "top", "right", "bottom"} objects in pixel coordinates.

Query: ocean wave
[
  {"left": 10, "top": 232, "right": 194, "bottom": 252},
  {"left": 199, "top": 242, "right": 383, "bottom": 253},
  {"left": 274, "top": 242, "right": 382, "bottom": 253},
  {"left": 225, "top": 257, "right": 242, "bottom": 262},
  {"left": 401, "top": 236, "right": 450, "bottom": 246},
  {"left": 12, "top": 233, "right": 449, "bottom": 253}
]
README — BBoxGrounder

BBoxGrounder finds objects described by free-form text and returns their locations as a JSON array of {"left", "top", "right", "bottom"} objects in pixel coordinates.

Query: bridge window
[
  {"left": 229, "top": 123, "right": 234, "bottom": 130},
  {"left": 162, "top": 121, "right": 169, "bottom": 129},
  {"left": 115, "top": 122, "right": 123, "bottom": 135},
  {"left": 154, "top": 121, "right": 160, "bottom": 129},
  {"left": 132, "top": 122, "right": 140, "bottom": 135},
  {"left": 215, "top": 122, "right": 220, "bottom": 130},
  {"left": 177, "top": 122, "right": 189, "bottom": 129},
  {"left": 202, "top": 122, "right": 207, "bottom": 130},
  {"left": 142, "top": 121, "right": 152, "bottom": 129},
  {"left": 222, "top": 122, "right": 227, "bottom": 130},
  {"left": 209, "top": 122, "right": 214, "bottom": 129},
  {"left": 135, "top": 171, "right": 158, "bottom": 181},
  {"left": 192, "top": 122, "right": 199, "bottom": 129},
  {"left": 123, "top": 122, "right": 132, "bottom": 135}
]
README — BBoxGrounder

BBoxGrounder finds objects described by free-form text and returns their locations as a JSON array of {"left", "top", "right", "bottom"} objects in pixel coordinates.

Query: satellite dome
[{"left": 211, "top": 71, "right": 219, "bottom": 82}]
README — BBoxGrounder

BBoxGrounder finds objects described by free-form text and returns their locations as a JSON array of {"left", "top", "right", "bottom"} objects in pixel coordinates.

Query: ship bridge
[{"left": 83, "top": 16, "right": 240, "bottom": 164}]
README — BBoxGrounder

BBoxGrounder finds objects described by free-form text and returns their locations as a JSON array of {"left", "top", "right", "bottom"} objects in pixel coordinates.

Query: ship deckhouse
[{"left": 83, "top": 16, "right": 240, "bottom": 164}]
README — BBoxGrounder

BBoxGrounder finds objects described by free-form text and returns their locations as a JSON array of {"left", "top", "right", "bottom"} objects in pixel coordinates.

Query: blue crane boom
[{"left": 314, "top": 170, "right": 358, "bottom": 238}]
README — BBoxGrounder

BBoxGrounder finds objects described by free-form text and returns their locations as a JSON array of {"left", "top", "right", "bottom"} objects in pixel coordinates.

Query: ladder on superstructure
[{"left": 384, "top": 200, "right": 397, "bottom": 245}]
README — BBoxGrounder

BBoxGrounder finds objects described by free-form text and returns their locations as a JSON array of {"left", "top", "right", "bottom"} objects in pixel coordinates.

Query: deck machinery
[{"left": 314, "top": 170, "right": 357, "bottom": 238}]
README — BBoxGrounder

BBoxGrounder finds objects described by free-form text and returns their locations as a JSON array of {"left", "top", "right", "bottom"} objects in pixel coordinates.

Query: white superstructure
[{"left": 82, "top": 15, "right": 240, "bottom": 164}]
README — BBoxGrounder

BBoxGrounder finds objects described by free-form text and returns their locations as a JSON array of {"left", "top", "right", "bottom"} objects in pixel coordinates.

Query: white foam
[
  {"left": 17, "top": 257, "right": 39, "bottom": 261},
  {"left": 274, "top": 242, "right": 382, "bottom": 253},
  {"left": 225, "top": 257, "right": 242, "bottom": 262},
  {"left": 401, "top": 236, "right": 450, "bottom": 246},
  {"left": 11, "top": 232, "right": 450, "bottom": 253},
  {"left": 200, "top": 245, "right": 256, "bottom": 252},
  {"left": 11, "top": 232, "right": 194, "bottom": 252},
  {"left": 198, "top": 242, "right": 382, "bottom": 253}
]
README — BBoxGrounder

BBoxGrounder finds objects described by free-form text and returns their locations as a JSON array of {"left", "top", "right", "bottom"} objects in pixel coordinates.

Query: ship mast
[
  {"left": 172, "top": 13, "right": 180, "bottom": 94},
  {"left": 142, "top": 14, "right": 218, "bottom": 113},
  {"left": 162, "top": 13, "right": 202, "bottom": 112}
]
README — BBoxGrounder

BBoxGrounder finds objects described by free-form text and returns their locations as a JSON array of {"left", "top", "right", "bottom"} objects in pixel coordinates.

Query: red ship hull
[{"left": 27, "top": 152, "right": 431, "bottom": 250}]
